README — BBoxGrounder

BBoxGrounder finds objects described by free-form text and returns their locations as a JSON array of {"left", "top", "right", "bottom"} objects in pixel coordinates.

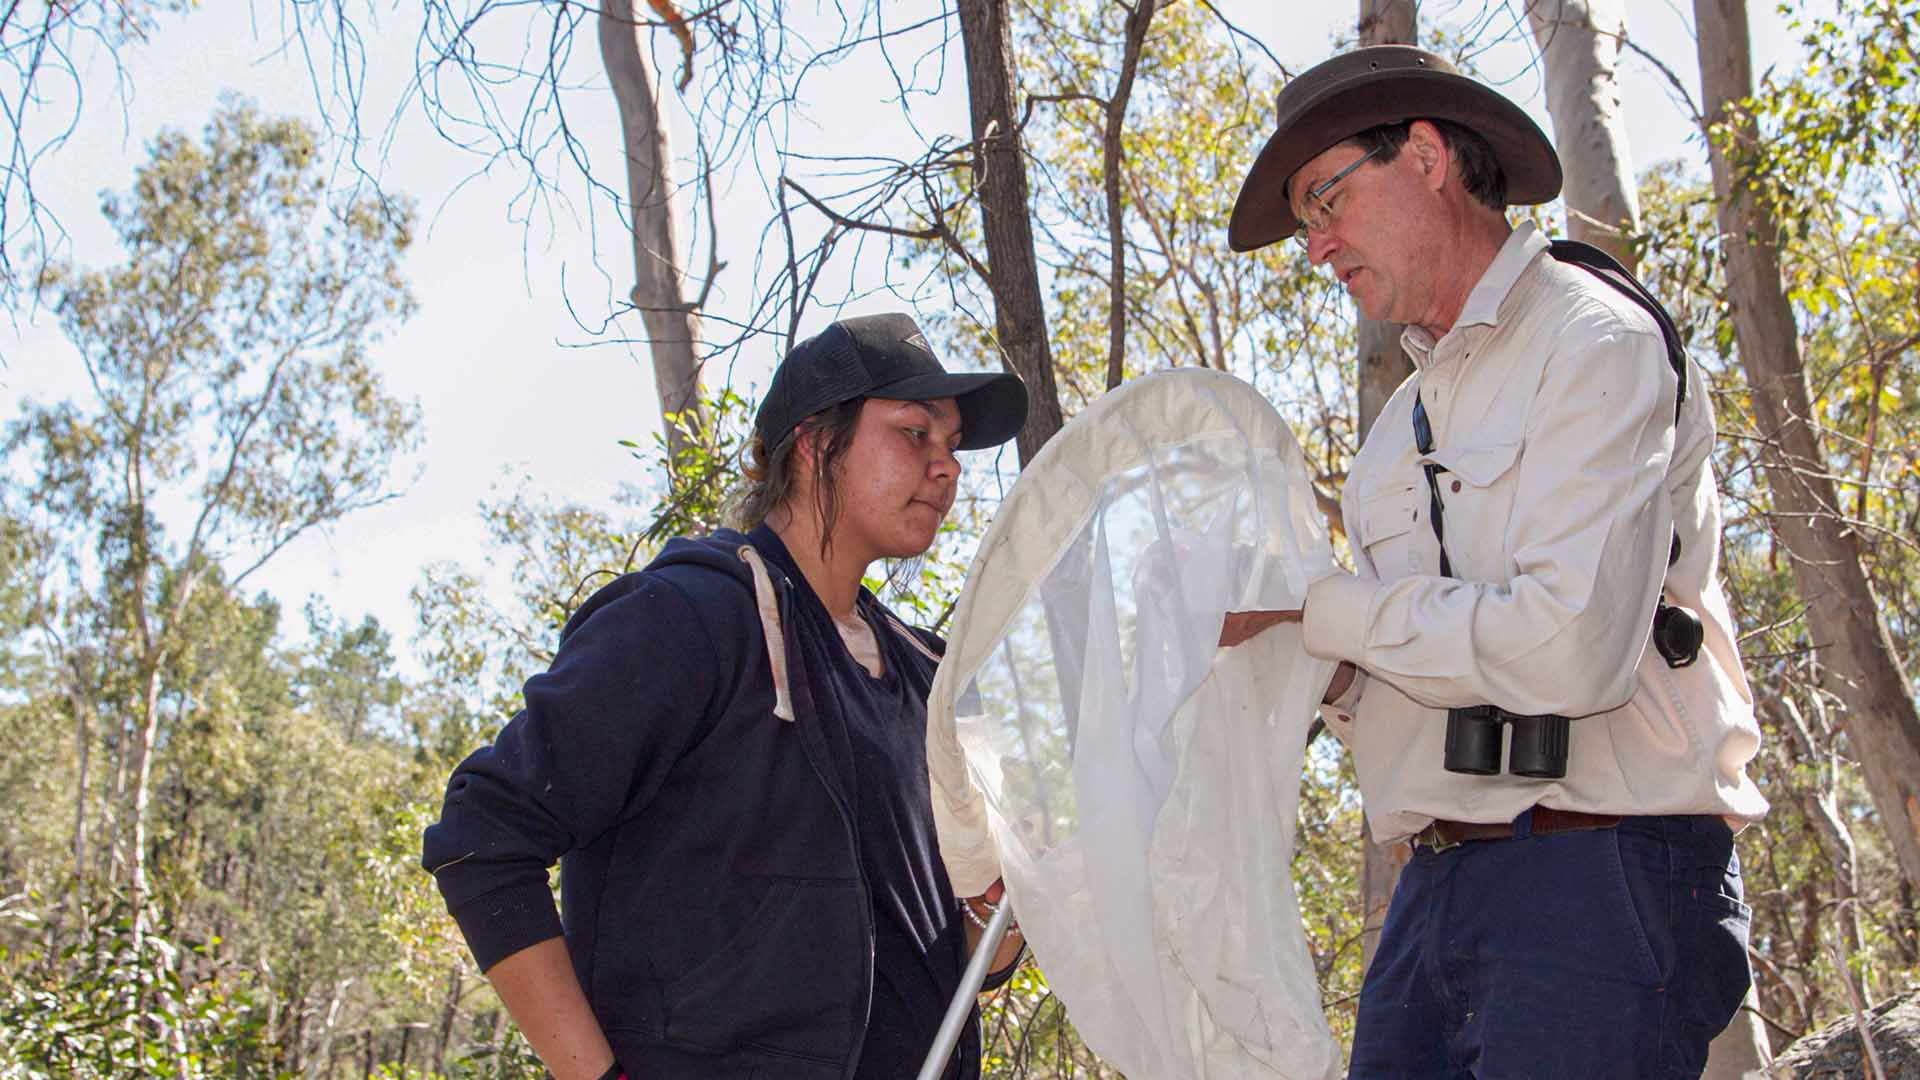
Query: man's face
[
  {"left": 1288, "top": 132, "right": 1444, "bottom": 328},
  {"left": 828, "top": 397, "right": 963, "bottom": 563}
]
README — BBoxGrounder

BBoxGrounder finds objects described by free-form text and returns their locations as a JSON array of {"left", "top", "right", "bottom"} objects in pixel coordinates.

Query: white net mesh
[{"left": 929, "top": 370, "right": 1342, "bottom": 1079}]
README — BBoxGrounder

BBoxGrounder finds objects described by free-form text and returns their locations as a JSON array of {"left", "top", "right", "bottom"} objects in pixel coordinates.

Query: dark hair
[
  {"left": 1349, "top": 118, "right": 1507, "bottom": 211},
  {"left": 729, "top": 397, "right": 865, "bottom": 557}
]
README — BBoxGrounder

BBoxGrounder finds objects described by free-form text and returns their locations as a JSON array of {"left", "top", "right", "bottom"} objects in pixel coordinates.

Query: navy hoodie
[{"left": 422, "top": 526, "right": 980, "bottom": 1079}]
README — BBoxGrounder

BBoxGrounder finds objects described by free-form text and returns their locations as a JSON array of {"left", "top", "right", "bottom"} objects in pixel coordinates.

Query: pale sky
[{"left": 1, "top": 1, "right": 1798, "bottom": 665}]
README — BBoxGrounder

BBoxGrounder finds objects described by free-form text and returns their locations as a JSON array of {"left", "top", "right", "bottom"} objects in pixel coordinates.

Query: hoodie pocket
[{"left": 661, "top": 876, "right": 866, "bottom": 1064}]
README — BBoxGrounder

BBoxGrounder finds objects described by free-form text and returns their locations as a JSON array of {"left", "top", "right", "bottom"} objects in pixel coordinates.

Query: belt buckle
[{"left": 1413, "top": 823, "right": 1460, "bottom": 854}]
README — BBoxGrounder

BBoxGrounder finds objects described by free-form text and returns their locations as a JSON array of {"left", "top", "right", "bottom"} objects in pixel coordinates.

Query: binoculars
[
  {"left": 1443, "top": 706, "right": 1569, "bottom": 778},
  {"left": 1443, "top": 601, "right": 1704, "bottom": 779}
]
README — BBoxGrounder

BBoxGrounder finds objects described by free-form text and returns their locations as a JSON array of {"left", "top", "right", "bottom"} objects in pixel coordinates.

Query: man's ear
[{"left": 1407, "top": 120, "right": 1450, "bottom": 191}]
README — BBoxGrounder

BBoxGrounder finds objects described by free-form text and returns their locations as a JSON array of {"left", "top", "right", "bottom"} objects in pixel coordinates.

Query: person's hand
[
  {"left": 1219, "top": 609, "right": 1301, "bottom": 647},
  {"left": 960, "top": 878, "right": 1016, "bottom": 935},
  {"left": 960, "top": 878, "right": 1025, "bottom": 977}
]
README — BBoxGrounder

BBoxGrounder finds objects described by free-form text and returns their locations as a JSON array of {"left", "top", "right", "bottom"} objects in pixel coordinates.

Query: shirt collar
[
  {"left": 1457, "top": 220, "right": 1549, "bottom": 329},
  {"left": 1400, "top": 221, "right": 1548, "bottom": 368}
]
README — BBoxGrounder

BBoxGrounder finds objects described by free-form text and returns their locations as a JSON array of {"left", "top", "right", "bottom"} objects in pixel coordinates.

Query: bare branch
[
  {"left": 1018, "top": 90, "right": 1107, "bottom": 134},
  {"left": 1101, "top": 0, "right": 1157, "bottom": 391},
  {"left": 780, "top": 175, "right": 940, "bottom": 242},
  {"left": 1620, "top": 34, "right": 1705, "bottom": 134},
  {"left": 689, "top": 127, "right": 725, "bottom": 313},
  {"left": 1195, "top": 0, "right": 1288, "bottom": 76}
]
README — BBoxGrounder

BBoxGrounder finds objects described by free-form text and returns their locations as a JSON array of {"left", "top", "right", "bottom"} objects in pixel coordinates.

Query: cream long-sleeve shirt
[{"left": 1303, "top": 223, "right": 1768, "bottom": 845}]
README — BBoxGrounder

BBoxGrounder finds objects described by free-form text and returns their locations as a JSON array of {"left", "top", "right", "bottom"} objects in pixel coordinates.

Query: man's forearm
[{"left": 485, "top": 936, "right": 616, "bottom": 1080}]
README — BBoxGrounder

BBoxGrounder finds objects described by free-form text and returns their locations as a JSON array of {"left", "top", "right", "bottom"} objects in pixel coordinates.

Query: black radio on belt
[{"left": 1413, "top": 391, "right": 1703, "bottom": 781}]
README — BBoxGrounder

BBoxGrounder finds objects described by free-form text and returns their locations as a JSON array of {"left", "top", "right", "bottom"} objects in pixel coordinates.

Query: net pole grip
[{"left": 916, "top": 897, "right": 1015, "bottom": 1080}]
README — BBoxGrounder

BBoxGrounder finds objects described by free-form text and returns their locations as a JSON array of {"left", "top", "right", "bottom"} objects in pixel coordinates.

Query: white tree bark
[
  {"left": 1532, "top": 4, "right": 1768, "bottom": 1070},
  {"left": 1353, "top": 0, "right": 1417, "bottom": 437},
  {"left": 1354, "top": 0, "right": 1418, "bottom": 979},
  {"left": 1696, "top": 0, "right": 1920, "bottom": 1065},
  {"left": 599, "top": 0, "right": 706, "bottom": 465},
  {"left": 1357, "top": 0, "right": 1415, "bottom": 51},
  {"left": 1704, "top": 990, "right": 1774, "bottom": 1079},
  {"left": 1527, "top": 0, "right": 1641, "bottom": 268},
  {"left": 1695, "top": 0, "right": 1920, "bottom": 894}
]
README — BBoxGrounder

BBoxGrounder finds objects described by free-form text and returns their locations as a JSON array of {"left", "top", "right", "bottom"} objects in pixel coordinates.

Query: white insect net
[{"left": 928, "top": 369, "right": 1342, "bottom": 1080}]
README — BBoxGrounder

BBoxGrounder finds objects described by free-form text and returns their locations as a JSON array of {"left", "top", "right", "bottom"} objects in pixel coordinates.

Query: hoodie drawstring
[
  {"left": 883, "top": 611, "right": 942, "bottom": 665},
  {"left": 737, "top": 545, "right": 796, "bottom": 721}
]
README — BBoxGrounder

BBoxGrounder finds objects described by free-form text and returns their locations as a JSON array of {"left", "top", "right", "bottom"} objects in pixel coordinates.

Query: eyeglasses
[{"left": 1291, "top": 145, "right": 1384, "bottom": 248}]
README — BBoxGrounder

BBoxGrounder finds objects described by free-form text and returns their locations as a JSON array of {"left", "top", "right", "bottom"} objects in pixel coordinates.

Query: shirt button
[{"left": 1451, "top": 479, "right": 1462, "bottom": 493}]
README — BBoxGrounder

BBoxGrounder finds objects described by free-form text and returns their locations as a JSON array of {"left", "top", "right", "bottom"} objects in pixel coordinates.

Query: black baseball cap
[{"left": 754, "top": 312, "right": 1028, "bottom": 451}]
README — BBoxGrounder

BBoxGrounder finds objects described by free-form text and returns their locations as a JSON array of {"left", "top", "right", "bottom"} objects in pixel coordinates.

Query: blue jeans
[{"left": 1349, "top": 812, "right": 1753, "bottom": 1079}]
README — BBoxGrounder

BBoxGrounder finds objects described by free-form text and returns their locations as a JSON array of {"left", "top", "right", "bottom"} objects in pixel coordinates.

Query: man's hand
[
  {"left": 1219, "top": 609, "right": 1302, "bottom": 647},
  {"left": 1222, "top": 613, "right": 1358, "bottom": 707}
]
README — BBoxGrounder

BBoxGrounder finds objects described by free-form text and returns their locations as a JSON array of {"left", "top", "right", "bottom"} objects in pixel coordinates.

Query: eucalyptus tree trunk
[
  {"left": 1354, "top": 0, "right": 1419, "bottom": 979},
  {"left": 955, "top": 0, "right": 1066, "bottom": 463},
  {"left": 128, "top": 661, "right": 165, "bottom": 934},
  {"left": 124, "top": 498, "right": 188, "bottom": 947},
  {"left": 65, "top": 668, "right": 92, "bottom": 890},
  {"left": 1695, "top": 0, "right": 1920, "bottom": 894},
  {"left": 1530, "top": 7, "right": 1769, "bottom": 1067},
  {"left": 434, "top": 964, "right": 463, "bottom": 1074},
  {"left": 1100, "top": 0, "right": 1157, "bottom": 391},
  {"left": 1354, "top": 0, "right": 1416, "bottom": 434},
  {"left": 1526, "top": 0, "right": 1640, "bottom": 268},
  {"left": 600, "top": 0, "right": 706, "bottom": 465}
]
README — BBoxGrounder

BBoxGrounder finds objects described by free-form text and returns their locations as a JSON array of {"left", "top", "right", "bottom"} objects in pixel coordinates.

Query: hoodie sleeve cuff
[
  {"left": 447, "top": 879, "right": 567, "bottom": 973},
  {"left": 1304, "top": 571, "right": 1377, "bottom": 665}
]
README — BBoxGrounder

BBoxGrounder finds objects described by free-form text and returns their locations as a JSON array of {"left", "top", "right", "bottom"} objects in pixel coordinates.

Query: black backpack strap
[
  {"left": 1548, "top": 238, "right": 1689, "bottom": 570},
  {"left": 1547, "top": 239, "right": 1687, "bottom": 424}
]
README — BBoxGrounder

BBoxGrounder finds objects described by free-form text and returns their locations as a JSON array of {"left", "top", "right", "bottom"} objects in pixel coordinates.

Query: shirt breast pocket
[
  {"left": 1425, "top": 440, "right": 1522, "bottom": 578},
  {"left": 1354, "top": 482, "right": 1420, "bottom": 579}
]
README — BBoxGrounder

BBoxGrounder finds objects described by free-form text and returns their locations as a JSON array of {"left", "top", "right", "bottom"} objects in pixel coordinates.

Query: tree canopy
[{"left": 2, "top": 1, "right": 1918, "bottom": 1076}]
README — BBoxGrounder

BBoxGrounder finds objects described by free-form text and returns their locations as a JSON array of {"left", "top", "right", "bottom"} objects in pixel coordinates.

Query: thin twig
[{"left": 1829, "top": 928, "right": 1887, "bottom": 1080}]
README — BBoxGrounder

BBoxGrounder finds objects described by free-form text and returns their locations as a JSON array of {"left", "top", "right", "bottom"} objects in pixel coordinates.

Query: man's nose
[{"left": 1306, "top": 228, "right": 1337, "bottom": 265}]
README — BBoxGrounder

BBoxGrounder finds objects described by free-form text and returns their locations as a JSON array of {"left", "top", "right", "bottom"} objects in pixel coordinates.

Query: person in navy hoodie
[{"left": 423, "top": 313, "right": 1029, "bottom": 1080}]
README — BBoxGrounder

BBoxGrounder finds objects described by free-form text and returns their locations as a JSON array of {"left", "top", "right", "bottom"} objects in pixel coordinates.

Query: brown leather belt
[{"left": 1412, "top": 807, "right": 1623, "bottom": 853}]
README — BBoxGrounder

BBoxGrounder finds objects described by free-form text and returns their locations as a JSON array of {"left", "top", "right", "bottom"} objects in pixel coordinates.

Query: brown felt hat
[{"left": 1228, "top": 45, "right": 1562, "bottom": 252}]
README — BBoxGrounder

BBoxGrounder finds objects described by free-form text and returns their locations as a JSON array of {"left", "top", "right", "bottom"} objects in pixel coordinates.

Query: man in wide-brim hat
[{"left": 1222, "top": 45, "right": 1767, "bottom": 1078}]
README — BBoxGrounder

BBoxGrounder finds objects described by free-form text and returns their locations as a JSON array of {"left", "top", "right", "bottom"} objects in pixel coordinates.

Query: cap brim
[
  {"left": 871, "top": 370, "right": 1029, "bottom": 451},
  {"left": 1227, "top": 68, "right": 1562, "bottom": 253}
]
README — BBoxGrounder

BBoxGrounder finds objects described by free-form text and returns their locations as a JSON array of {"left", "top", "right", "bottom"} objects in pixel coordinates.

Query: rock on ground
[{"left": 1753, "top": 988, "right": 1920, "bottom": 1079}]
